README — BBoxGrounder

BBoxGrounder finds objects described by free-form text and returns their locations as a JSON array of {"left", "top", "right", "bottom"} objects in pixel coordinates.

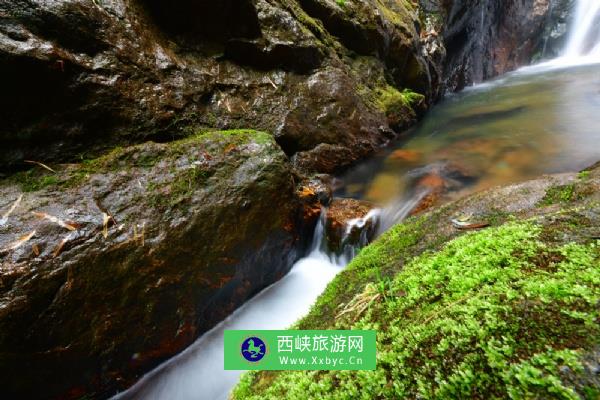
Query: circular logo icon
[{"left": 241, "top": 336, "right": 266, "bottom": 362}]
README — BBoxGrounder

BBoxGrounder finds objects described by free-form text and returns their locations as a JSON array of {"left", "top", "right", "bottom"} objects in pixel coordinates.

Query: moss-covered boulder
[
  {"left": 233, "top": 163, "right": 600, "bottom": 399},
  {"left": 0, "top": 130, "right": 314, "bottom": 399}
]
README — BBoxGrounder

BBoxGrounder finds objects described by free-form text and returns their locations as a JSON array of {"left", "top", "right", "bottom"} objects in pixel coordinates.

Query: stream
[{"left": 114, "top": 1, "right": 600, "bottom": 399}]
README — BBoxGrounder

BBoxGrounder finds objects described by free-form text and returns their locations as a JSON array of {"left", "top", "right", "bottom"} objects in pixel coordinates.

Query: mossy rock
[{"left": 233, "top": 164, "right": 600, "bottom": 399}]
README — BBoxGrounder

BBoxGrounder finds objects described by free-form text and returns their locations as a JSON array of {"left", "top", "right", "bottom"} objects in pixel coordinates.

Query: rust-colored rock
[
  {"left": 409, "top": 162, "right": 479, "bottom": 215},
  {"left": 389, "top": 149, "right": 423, "bottom": 163},
  {"left": 325, "top": 198, "right": 376, "bottom": 253}
]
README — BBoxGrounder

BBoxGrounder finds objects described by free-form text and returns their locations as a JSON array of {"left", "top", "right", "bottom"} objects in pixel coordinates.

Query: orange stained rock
[
  {"left": 388, "top": 149, "right": 422, "bottom": 163},
  {"left": 417, "top": 173, "right": 445, "bottom": 190},
  {"left": 297, "top": 186, "right": 316, "bottom": 198}
]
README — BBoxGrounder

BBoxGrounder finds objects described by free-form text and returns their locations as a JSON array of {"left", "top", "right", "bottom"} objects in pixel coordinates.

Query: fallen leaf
[
  {"left": 102, "top": 213, "right": 110, "bottom": 239},
  {"left": 298, "top": 187, "right": 316, "bottom": 198},
  {"left": 53, "top": 232, "right": 76, "bottom": 258},
  {"left": 0, "top": 195, "right": 23, "bottom": 225}
]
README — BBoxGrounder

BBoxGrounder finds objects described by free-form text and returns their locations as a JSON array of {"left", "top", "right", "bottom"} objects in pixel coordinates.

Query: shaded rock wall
[{"left": 422, "top": 0, "right": 575, "bottom": 91}]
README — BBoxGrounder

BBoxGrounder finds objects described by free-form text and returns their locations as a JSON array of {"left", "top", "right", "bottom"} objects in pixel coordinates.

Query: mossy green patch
[
  {"left": 375, "top": 85, "right": 424, "bottom": 115},
  {"left": 147, "top": 167, "right": 213, "bottom": 209},
  {"left": 539, "top": 184, "right": 582, "bottom": 206},
  {"left": 578, "top": 171, "right": 591, "bottom": 180},
  {"left": 234, "top": 220, "right": 600, "bottom": 399},
  {"left": 2, "top": 130, "right": 271, "bottom": 192},
  {"left": 10, "top": 170, "right": 61, "bottom": 192}
]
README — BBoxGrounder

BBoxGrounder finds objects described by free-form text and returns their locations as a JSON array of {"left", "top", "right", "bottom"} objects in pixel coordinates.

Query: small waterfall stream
[{"left": 114, "top": 194, "right": 421, "bottom": 400}]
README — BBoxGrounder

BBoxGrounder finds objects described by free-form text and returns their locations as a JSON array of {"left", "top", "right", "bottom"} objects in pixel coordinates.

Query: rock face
[
  {"left": 0, "top": 0, "right": 434, "bottom": 173},
  {"left": 0, "top": 130, "right": 312, "bottom": 399},
  {"left": 0, "top": 0, "right": 566, "bottom": 169},
  {"left": 421, "top": 0, "right": 575, "bottom": 91}
]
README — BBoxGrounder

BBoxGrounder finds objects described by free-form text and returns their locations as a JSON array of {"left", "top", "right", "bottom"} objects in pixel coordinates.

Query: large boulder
[
  {"left": 0, "top": 130, "right": 313, "bottom": 398},
  {"left": 0, "top": 0, "right": 434, "bottom": 173}
]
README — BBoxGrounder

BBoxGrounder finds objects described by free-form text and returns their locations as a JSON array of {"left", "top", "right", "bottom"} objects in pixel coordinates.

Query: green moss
[
  {"left": 148, "top": 167, "right": 212, "bottom": 209},
  {"left": 234, "top": 220, "right": 600, "bottom": 399},
  {"left": 539, "top": 184, "right": 580, "bottom": 206},
  {"left": 191, "top": 129, "right": 271, "bottom": 146},
  {"left": 10, "top": 170, "right": 60, "bottom": 192},
  {"left": 3, "top": 129, "right": 271, "bottom": 192},
  {"left": 578, "top": 171, "right": 591, "bottom": 180},
  {"left": 375, "top": 86, "right": 424, "bottom": 114}
]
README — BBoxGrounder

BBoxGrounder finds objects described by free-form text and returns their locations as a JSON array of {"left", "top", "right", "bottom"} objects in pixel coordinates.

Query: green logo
[{"left": 224, "top": 330, "right": 376, "bottom": 371}]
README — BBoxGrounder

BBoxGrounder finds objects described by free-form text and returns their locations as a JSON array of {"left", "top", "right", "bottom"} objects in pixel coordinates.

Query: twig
[
  {"left": 266, "top": 77, "right": 278, "bottom": 89},
  {"left": 0, "top": 195, "right": 23, "bottom": 225},
  {"left": 24, "top": 160, "right": 56, "bottom": 173},
  {"left": 32, "top": 212, "right": 77, "bottom": 231}
]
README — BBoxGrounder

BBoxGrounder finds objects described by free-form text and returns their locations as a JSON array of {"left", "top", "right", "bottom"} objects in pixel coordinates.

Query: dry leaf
[
  {"left": 53, "top": 232, "right": 75, "bottom": 258},
  {"left": 102, "top": 213, "right": 110, "bottom": 239},
  {"left": 53, "top": 239, "right": 66, "bottom": 258},
  {"left": 298, "top": 187, "right": 316, "bottom": 198},
  {"left": 32, "top": 244, "right": 40, "bottom": 256},
  {"left": 2, "top": 230, "right": 36, "bottom": 253}
]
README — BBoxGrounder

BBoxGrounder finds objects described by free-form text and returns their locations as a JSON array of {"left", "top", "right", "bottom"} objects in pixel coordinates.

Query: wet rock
[
  {"left": 0, "top": 130, "right": 313, "bottom": 399},
  {"left": 324, "top": 198, "right": 377, "bottom": 254},
  {"left": 388, "top": 149, "right": 423, "bottom": 164},
  {"left": 0, "top": 0, "right": 434, "bottom": 173},
  {"left": 297, "top": 0, "right": 434, "bottom": 95},
  {"left": 421, "top": 0, "right": 568, "bottom": 91},
  {"left": 408, "top": 161, "right": 479, "bottom": 214},
  {"left": 296, "top": 176, "right": 333, "bottom": 238}
]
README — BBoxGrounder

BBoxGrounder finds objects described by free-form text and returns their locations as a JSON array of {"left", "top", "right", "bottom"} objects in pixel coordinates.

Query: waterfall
[{"left": 563, "top": 0, "right": 600, "bottom": 61}]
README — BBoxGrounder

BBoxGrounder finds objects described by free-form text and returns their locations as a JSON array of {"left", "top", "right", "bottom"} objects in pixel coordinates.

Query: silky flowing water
[
  {"left": 114, "top": 2, "right": 600, "bottom": 399},
  {"left": 336, "top": 63, "right": 600, "bottom": 205}
]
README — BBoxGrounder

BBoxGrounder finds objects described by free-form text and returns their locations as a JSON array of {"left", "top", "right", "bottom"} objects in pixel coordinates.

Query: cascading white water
[
  {"left": 113, "top": 194, "right": 420, "bottom": 400},
  {"left": 563, "top": 0, "right": 600, "bottom": 60}
]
